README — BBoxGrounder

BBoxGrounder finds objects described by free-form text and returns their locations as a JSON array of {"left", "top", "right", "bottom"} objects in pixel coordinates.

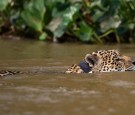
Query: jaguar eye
[
  {"left": 116, "top": 58, "right": 123, "bottom": 61},
  {"left": 116, "top": 58, "right": 120, "bottom": 61}
]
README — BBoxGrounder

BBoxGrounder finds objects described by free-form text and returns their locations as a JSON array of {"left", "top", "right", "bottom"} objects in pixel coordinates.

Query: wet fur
[{"left": 65, "top": 49, "right": 135, "bottom": 73}]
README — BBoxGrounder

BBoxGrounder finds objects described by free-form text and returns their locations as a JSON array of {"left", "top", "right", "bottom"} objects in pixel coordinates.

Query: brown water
[{"left": 0, "top": 39, "right": 135, "bottom": 115}]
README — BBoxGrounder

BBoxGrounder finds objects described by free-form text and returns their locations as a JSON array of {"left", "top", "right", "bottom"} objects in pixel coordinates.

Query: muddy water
[{"left": 0, "top": 40, "right": 135, "bottom": 115}]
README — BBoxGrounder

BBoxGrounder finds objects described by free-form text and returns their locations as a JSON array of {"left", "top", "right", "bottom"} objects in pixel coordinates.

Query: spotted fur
[
  {"left": 65, "top": 49, "right": 135, "bottom": 73},
  {"left": 65, "top": 64, "right": 84, "bottom": 73},
  {"left": 0, "top": 70, "right": 21, "bottom": 77}
]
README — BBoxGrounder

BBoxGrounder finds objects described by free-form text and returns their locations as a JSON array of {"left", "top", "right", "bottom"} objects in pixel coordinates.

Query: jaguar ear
[
  {"left": 132, "top": 60, "right": 135, "bottom": 65},
  {"left": 84, "top": 54, "right": 98, "bottom": 67},
  {"left": 114, "top": 49, "right": 120, "bottom": 55}
]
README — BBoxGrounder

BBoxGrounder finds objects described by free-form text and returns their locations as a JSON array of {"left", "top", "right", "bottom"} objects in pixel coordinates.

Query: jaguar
[
  {"left": 65, "top": 49, "right": 135, "bottom": 73},
  {"left": 0, "top": 49, "right": 135, "bottom": 76}
]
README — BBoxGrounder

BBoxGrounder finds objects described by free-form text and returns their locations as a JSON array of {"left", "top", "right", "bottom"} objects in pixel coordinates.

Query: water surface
[{"left": 0, "top": 39, "right": 135, "bottom": 115}]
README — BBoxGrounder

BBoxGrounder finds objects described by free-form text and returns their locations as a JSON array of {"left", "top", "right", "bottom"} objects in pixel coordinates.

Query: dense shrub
[{"left": 0, "top": 0, "right": 135, "bottom": 43}]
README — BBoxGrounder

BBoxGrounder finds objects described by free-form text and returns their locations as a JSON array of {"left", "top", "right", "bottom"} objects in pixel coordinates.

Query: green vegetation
[{"left": 0, "top": 0, "right": 135, "bottom": 43}]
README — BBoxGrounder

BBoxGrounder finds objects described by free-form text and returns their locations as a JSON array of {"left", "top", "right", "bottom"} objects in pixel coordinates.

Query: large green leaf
[
  {"left": 47, "top": 2, "right": 82, "bottom": 38},
  {"left": 75, "top": 21, "right": 93, "bottom": 42},
  {"left": 21, "top": 0, "right": 46, "bottom": 32},
  {"left": 54, "top": 3, "right": 82, "bottom": 38},
  {"left": 0, "top": 0, "right": 11, "bottom": 11},
  {"left": 90, "top": 0, "right": 121, "bottom": 33},
  {"left": 100, "top": 15, "right": 121, "bottom": 33}
]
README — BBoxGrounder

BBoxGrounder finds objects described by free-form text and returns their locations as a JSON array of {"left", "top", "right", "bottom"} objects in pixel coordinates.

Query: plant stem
[
  {"left": 99, "top": 29, "right": 114, "bottom": 39},
  {"left": 93, "top": 32, "right": 103, "bottom": 44},
  {"left": 115, "top": 30, "right": 120, "bottom": 43}
]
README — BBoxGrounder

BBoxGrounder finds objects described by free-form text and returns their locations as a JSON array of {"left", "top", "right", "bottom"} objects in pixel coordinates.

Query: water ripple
[{"left": 107, "top": 80, "right": 135, "bottom": 88}]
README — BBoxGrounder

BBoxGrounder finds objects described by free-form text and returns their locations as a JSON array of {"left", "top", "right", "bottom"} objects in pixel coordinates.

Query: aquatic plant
[{"left": 0, "top": 0, "right": 135, "bottom": 43}]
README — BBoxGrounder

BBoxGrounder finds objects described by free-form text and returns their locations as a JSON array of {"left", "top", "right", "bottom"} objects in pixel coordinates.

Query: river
[{"left": 0, "top": 39, "right": 135, "bottom": 115}]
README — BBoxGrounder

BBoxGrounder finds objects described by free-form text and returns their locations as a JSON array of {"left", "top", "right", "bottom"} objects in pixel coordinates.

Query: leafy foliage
[
  {"left": 21, "top": 0, "right": 45, "bottom": 32},
  {"left": 0, "top": 0, "right": 135, "bottom": 43},
  {"left": 0, "top": 0, "right": 11, "bottom": 11}
]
